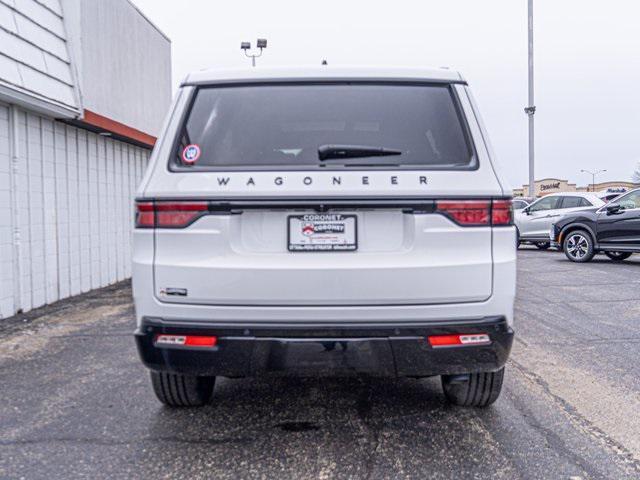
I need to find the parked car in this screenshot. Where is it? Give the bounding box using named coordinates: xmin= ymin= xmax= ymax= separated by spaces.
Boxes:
xmin=596 ymin=188 xmax=628 ymax=203
xmin=550 ymin=188 xmax=640 ymax=262
xmin=512 ymin=197 xmax=533 ymax=210
xmin=515 ymin=192 xmax=605 ymax=249
xmin=133 ymin=66 xmax=516 ymax=408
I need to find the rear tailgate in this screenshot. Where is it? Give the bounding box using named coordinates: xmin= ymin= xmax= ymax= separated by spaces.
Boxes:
xmin=146 ymin=196 xmax=504 ymax=306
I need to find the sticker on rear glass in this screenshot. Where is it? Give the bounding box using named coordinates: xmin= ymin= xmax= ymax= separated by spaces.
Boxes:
xmin=182 ymin=144 xmax=201 ymax=164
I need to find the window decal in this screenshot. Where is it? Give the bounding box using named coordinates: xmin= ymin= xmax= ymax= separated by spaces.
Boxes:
xmin=181 ymin=144 xmax=201 ymax=165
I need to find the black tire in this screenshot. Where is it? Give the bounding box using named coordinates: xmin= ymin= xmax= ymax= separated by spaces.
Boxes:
xmin=535 ymin=242 xmax=550 ymax=250
xmin=150 ymin=371 xmax=215 ymax=407
xmin=441 ymin=368 xmax=505 ymax=407
xmin=605 ymin=251 xmax=633 ymax=262
xmin=515 ymin=229 xmax=521 ymax=248
xmin=563 ymin=229 xmax=595 ymax=263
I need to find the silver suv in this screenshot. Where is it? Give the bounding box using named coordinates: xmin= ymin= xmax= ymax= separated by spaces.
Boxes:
xmin=515 ymin=192 xmax=604 ymax=249
xmin=133 ymin=67 xmax=516 ymax=408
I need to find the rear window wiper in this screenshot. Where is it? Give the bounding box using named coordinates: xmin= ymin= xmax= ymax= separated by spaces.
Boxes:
xmin=318 ymin=144 xmax=403 ymax=162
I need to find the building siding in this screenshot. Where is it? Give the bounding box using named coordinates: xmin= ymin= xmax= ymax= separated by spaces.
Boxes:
xmin=61 ymin=0 xmax=171 ymax=136
xmin=0 ymin=101 xmax=149 ymax=318
xmin=0 ymin=0 xmax=79 ymax=112
xmin=0 ymin=103 xmax=12 ymax=317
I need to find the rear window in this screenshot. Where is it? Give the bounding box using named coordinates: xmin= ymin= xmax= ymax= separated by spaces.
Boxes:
xmin=172 ymin=84 xmax=475 ymax=171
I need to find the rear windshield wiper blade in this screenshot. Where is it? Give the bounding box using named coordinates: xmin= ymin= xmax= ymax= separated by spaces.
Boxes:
xmin=318 ymin=144 xmax=402 ymax=161
xmin=323 ymin=161 xmax=402 ymax=168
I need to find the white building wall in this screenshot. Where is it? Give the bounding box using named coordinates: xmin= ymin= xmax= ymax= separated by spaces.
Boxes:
xmin=0 ymin=103 xmax=13 ymax=317
xmin=0 ymin=100 xmax=149 ymax=319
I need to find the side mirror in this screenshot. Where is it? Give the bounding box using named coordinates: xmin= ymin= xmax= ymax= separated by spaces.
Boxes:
xmin=606 ymin=204 xmax=621 ymax=215
xmin=523 ymin=206 xmax=531 ymax=215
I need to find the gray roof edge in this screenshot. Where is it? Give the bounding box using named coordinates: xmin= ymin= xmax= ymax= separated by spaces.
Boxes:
xmin=124 ymin=0 xmax=171 ymax=43
xmin=181 ymin=66 xmax=467 ymax=87
xmin=0 ymin=81 xmax=80 ymax=118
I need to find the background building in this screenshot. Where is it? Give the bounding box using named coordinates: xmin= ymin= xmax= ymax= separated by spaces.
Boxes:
xmin=0 ymin=0 xmax=171 ymax=319
xmin=514 ymin=179 xmax=638 ymax=198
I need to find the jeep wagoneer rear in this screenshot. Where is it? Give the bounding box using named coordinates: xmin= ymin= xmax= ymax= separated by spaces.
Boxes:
xmin=133 ymin=67 xmax=516 ymax=408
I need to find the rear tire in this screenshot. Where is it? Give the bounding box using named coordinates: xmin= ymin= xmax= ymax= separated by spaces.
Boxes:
xmin=605 ymin=251 xmax=632 ymax=261
xmin=150 ymin=371 xmax=215 ymax=407
xmin=563 ymin=230 xmax=595 ymax=263
xmin=441 ymin=368 xmax=505 ymax=407
xmin=535 ymin=242 xmax=550 ymax=250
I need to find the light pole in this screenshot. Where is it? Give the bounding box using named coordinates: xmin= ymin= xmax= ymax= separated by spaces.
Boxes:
xmin=524 ymin=0 xmax=536 ymax=198
xmin=581 ymin=169 xmax=606 ymax=192
xmin=241 ymin=39 xmax=267 ymax=67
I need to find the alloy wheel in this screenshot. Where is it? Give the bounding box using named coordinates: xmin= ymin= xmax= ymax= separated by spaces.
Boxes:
xmin=566 ymin=234 xmax=589 ymax=260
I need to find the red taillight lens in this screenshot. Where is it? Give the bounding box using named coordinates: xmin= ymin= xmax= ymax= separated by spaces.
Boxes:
xmin=184 ymin=335 xmax=218 ymax=347
xmin=435 ymin=199 xmax=513 ymax=226
xmin=135 ymin=202 xmax=155 ymax=228
xmin=155 ymin=334 xmax=218 ymax=348
xmin=156 ymin=202 xmax=209 ymax=228
xmin=428 ymin=334 xmax=463 ymax=346
xmin=491 ymin=200 xmax=513 ymax=226
xmin=436 ymin=200 xmax=491 ymax=226
xmin=135 ymin=201 xmax=209 ymax=228
xmin=428 ymin=333 xmax=490 ymax=347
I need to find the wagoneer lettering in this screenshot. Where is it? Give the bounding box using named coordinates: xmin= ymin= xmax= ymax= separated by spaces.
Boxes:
xmin=209 ymin=173 xmax=431 ymax=189
xmin=133 ymin=66 xmax=516 ymax=408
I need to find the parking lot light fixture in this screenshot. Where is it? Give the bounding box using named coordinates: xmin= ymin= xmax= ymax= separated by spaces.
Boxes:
xmin=581 ymin=169 xmax=607 ymax=192
xmin=241 ymin=38 xmax=268 ymax=67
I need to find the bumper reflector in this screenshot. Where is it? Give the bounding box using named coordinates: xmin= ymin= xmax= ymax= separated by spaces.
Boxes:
xmin=155 ymin=334 xmax=218 ymax=348
xmin=428 ymin=333 xmax=490 ymax=347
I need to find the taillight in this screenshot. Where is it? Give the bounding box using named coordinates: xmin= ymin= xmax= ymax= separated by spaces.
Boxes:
xmin=135 ymin=202 xmax=155 ymax=228
xmin=428 ymin=333 xmax=490 ymax=347
xmin=135 ymin=201 xmax=209 ymax=228
xmin=156 ymin=202 xmax=209 ymax=228
xmin=491 ymin=200 xmax=513 ymax=226
xmin=436 ymin=200 xmax=490 ymax=226
xmin=155 ymin=334 xmax=218 ymax=348
xmin=435 ymin=199 xmax=513 ymax=226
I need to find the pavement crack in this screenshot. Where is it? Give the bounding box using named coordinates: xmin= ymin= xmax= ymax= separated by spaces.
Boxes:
xmin=355 ymin=382 xmax=382 ymax=480
xmin=510 ymin=357 xmax=640 ymax=476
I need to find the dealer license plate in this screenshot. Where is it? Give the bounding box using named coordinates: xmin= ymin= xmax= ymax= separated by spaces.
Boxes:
xmin=288 ymin=214 xmax=357 ymax=252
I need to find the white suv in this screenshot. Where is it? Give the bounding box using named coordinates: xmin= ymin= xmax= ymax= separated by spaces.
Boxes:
xmin=133 ymin=67 xmax=516 ymax=408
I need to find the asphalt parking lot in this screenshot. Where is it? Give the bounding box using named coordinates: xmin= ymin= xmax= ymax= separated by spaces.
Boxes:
xmin=1 ymin=249 xmax=639 ymax=479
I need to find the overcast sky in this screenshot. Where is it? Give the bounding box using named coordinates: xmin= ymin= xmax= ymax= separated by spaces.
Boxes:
xmin=131 ymin=0 xmax=639 ymax=188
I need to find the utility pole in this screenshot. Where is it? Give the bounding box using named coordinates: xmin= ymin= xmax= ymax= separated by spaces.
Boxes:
xmin=524 ymin=0 xmax=536 ymax=197
xmin=581 ymin=169 xmax=606 ymax=192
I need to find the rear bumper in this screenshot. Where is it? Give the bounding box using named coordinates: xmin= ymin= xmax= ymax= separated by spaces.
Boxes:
xmin=135 ymin=316 xmax=514 ymax=378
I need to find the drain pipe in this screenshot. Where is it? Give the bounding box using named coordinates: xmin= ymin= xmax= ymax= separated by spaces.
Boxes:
xmin=9 ymin=105 xmax=23 ymax=315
